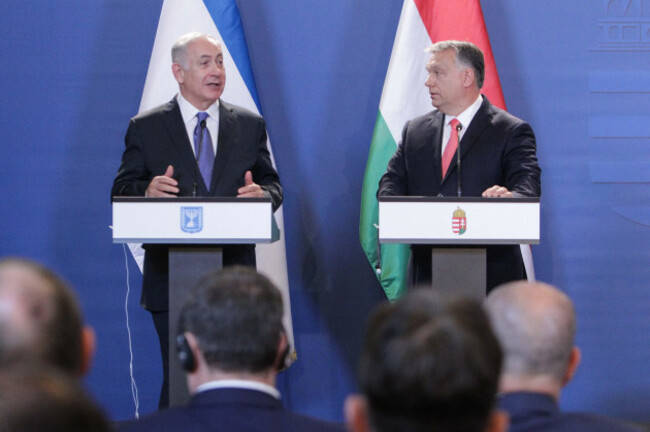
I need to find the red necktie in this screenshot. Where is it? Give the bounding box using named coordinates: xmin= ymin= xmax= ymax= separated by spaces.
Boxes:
xmin=441 ymin=118 xmax=460 ymax=179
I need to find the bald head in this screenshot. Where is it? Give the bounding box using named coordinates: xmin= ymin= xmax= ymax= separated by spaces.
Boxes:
xmin=0 ymin=258 xmax=88 ymax=375
xmin=485 ymin=281 xmax=576 ymax=384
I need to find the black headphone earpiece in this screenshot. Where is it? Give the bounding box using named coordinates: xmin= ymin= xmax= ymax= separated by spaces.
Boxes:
xmin=176 ymin=333 xmax=197 ymax=372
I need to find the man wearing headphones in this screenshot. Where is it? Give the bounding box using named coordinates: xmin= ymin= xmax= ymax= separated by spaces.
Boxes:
xmin=119 ymin=266 xmax=344 ymax=432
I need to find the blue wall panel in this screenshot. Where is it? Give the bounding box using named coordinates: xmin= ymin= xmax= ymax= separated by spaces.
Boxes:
xmin=0 ymin=0 xmax=648 ymax=424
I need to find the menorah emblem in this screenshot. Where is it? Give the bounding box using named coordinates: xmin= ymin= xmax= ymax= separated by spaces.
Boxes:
xmin=181 ymin=207 xmax=203 ymax=233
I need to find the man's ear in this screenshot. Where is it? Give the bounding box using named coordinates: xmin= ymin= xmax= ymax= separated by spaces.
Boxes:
xmin=184 ymin=332 xmax=203 ymax=366
xmin=462 ymin=67 xmax=476 ymax=88
xmin=171 ymin=63 xmax=184 ymax=85
xmin=562 ymin=346 xmax=581 ymax=386
xmin=344 ymin=395 xmax=371 ymax=432
xmin=80 ymin=326 xmax=96 ymax=376
xmin=275 ymin=332 xmax=290 ymax=371
xmin=485 ymin=409 xmax=509 ymax=432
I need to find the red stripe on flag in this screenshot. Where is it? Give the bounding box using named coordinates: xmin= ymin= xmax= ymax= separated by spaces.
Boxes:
xmin=412 ymin=0 xmax=506 ymax=110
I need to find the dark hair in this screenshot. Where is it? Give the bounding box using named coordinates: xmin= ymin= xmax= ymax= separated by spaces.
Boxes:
xmin=178 ymin=266 xmax=284 ymax=372
xmin=0 ymin=258 xmax=84 ymax=375
xmin=359 ymin=290 xmax=502 ymax=432
xmin=428 ymin=40 xmax=485 ymax=89
xmin=0 ymin=362 xmax=110 ymax=432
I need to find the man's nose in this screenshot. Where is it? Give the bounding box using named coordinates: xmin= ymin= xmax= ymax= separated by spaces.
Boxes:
xmin=209 ymin=62 xmax=223 ymax=75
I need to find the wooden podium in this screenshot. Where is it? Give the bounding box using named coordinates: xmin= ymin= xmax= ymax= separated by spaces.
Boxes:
xmin=112 ymin=197 xmax=278 ymax=406
xmin=378 ymin=196 xmax=540 ymax=299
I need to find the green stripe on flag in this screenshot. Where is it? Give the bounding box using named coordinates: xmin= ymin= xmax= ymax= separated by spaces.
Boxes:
xmin=360 ymin=112 xmax=410 ymax=301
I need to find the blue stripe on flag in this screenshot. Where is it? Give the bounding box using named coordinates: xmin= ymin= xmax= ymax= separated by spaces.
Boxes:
xmin=202 ymin=0 xmax=262 ymax=113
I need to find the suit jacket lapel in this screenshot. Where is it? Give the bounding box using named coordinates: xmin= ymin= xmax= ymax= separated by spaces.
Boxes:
xmin=162 ymin=98 xmax=206 ymax=193
xmin=428 ymin=111 xmax=445 ymax=185
xmin=211 ymin=100 xmax=236 ymax=194
xmin=442 ymin=96 xmax=494 ymax=181
xmin=459 ymin=97 xmax=493 ymax=159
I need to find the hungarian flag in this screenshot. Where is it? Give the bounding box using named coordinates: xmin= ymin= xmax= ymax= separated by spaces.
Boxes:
xmin=130 ymin=0 xmax=295 ymax=362
xmin=360 ymin=0 xmax=532 ymax=301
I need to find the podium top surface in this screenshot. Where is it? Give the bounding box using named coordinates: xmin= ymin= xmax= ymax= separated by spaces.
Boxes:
xmin=112 ymin=196 xmax=272 ymax=203
xmin=379 ymin=196 xmax=540 ymax=204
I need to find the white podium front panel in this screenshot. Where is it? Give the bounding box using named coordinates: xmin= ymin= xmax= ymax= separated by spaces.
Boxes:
xmin=112 ymin=197 xmax=275 ymax=244
xmin=379 ymin=197 xmax=540 ymax=245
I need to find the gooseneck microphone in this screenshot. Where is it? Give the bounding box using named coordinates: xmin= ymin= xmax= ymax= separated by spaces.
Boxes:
xmin=455 ymin=122 xmax=463 ymax=197
xmin=192 ymin=119 xmax=207 ymax=197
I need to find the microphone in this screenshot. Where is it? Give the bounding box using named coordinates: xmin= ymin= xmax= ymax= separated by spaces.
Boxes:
xmin=192 ymin=119 xmax=208 ymax=197
xmin=455 ymin=122 xmax=463 ymax=197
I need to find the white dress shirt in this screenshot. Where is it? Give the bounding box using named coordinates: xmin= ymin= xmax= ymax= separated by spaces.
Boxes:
xmin=176 ymin=93 xmax=220 ymax=156
xmin=440 ymin=94 xmax=483 ymax=155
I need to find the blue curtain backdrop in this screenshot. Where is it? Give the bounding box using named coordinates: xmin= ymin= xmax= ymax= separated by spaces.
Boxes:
xmin=0 ymin=0 xmax=648 ymax=423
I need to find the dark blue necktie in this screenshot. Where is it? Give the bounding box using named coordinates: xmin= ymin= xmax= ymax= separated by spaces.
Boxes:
xmin=193 ymin=112 xmax=215 ymax=190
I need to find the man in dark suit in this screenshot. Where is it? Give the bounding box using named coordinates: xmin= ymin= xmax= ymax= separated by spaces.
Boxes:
xmin=345 ymin=289 xmax=507 ymax=432
xmin=119 ymin=266 xmax=345 ymax=432
xmin=486 ymin=281 xmax=644 ymax=432
xmin=378 ymin=40 xmax=540 ymax=291
xmin=111 ymin=32 xmax=282 ymax=407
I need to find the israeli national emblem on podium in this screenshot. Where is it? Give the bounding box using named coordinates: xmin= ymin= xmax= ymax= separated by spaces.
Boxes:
xmin=452 ymin=207 xmax=467 ymax=235
xmin=181 ymin=207 xmax=203 ymax=234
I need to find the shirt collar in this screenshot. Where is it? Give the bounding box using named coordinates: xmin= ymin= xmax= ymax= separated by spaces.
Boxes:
xmin=195 ymin=379 xmax=281 ymax=400
xmin=176 ymin=92 xmax=220 ymax=124
xmin=445 ymin=94 xmax=483 ymax=132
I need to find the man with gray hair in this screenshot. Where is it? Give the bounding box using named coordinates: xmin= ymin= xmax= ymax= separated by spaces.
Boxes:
xmin=485 ymin=281 xmax=644 ymax=432
xmin=112 ymin=32 xmax=282 ymax=407
xmin=379 ymin=40 xmax=541 ymax=291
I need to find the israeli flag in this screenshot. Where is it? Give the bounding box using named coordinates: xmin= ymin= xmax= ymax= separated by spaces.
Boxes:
xmin=129 ymin=0 xmax=295 ymax=365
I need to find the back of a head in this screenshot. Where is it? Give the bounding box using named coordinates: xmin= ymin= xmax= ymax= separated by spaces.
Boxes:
xmin=0 ymin=257 xmax=84 ymax=375
xmin=0 ymin=362 xmax=110 ymax=432
xmin=359 ymin=290 xmax=502 ymax=432
xmin=485 ymin=281 xmax=576 ymax=383
xmin=178 ymin=266 xmax=284 ymax=373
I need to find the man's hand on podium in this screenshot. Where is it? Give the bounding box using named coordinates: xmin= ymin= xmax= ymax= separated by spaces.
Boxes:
xmin=237 ymin=170 xmax=265 ymax=199
xmin=482 ymin=185 xmax=513 ymax=198
xmin=146 ymin=165 xmax=179 ymax=197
